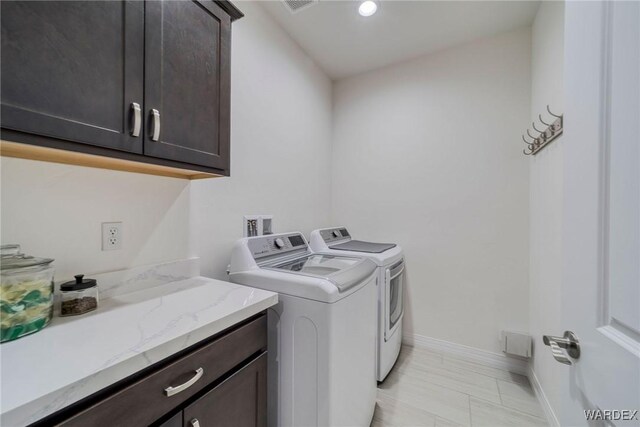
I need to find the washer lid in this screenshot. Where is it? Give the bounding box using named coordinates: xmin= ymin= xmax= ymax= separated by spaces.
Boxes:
xmin=267 ymin=254 xmax=376 ymax=292
xmin=329 ymin=240 xmax=396 ymax=254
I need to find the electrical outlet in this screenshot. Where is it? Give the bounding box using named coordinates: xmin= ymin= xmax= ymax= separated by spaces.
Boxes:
xmin=102 ymin=222 xmax=123 ymax=251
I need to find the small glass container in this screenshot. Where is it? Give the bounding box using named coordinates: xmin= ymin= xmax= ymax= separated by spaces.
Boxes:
xmin=59 ymin=275 xmax=99 ymax=316
xmin=1 ymin=244 xmax=55 ymax=343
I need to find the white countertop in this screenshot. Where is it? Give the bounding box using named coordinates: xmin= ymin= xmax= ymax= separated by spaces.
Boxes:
xmin=0 ymin=277 xmax=278 ymax=426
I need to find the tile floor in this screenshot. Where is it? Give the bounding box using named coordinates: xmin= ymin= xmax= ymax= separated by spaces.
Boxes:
xmin=372 ymin=345 xmax=548 ymax=427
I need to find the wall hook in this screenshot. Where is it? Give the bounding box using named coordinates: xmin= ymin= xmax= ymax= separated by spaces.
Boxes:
xmin=547 ymin=105 xmax=562 ymax=119
xmin=522 ymin=135 xmax=535 ymax=147
xmin=532 ymin=121 xmax=546 ymax=133
xmin=521 ymin=106 xmax=564 ymax=156
xmin=539 ymin=114 xmax=552 ymax=126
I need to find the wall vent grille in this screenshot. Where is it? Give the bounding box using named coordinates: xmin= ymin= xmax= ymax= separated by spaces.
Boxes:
xmin=282 ymin=0 xmax=317 ymax=14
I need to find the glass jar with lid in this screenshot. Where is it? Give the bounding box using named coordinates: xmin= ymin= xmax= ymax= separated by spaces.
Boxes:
xmin=0 ymin=244 xmax=54 ymax=343
xmin=59 ymin=274 xmax=98 ymax=316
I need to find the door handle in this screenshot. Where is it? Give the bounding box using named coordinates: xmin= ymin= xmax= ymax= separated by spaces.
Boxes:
xmin=545 ymin=339 xmax=572 ymax=365
xmin=164 ymin=367 xmax=204 ymax=397
xmin=130 ymin=102 xmax=141 ymax=137
xmin=543 ymin=331 xmax=580 ymax=365
xmin=150 ymin=109 xmax=160 ymax=141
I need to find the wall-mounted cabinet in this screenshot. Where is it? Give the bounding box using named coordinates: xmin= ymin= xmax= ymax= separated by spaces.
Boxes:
xmin=0 ymin=0 xmax=242 ymax=179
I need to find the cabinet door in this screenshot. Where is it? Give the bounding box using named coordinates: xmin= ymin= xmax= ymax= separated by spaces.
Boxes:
xmin=156 ymin=412 xmax=183 ymax=427
xmin=0 ymin=1 xmax=144 ymax=153
xmin=144 ymin=0 xmax=231 ymax=171
xmin=183 ymin=353 xmax=267 ymax=427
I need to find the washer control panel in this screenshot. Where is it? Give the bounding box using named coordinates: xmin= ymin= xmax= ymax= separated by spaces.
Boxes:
xmin=249 ymin=232 xmax=309 ymax=260
xmin=320 ymin=227 xmax=350 ymax=244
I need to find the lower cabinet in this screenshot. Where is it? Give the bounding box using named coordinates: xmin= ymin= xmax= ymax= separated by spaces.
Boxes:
xmin=181 ymin=353 xmax=266 ymax=427
xmin=157 ymin=412 xmax=183 ymax=427
xmin=38 ymin=314 xmax=267 ymax=427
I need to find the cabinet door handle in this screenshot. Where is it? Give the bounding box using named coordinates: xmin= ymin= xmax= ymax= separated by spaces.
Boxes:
xmin=130 ymin=102 xmax=141 ymax=137
xmin=164 ymin=367 xmax=204 ymax=397
xmin=151 ymin=109 xmax=161 ymax=141
xmin=190 ymin=419 xmax=201 ymax=427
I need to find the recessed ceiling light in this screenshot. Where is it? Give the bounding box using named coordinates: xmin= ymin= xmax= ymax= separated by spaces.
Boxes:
xmin=358 ymin=0 xmax=377 ymax=17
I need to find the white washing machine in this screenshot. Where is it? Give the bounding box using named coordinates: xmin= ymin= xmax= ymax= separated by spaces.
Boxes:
xmin=228 ymin=232 xmax=378 ymax=427
xmin=310 ymin=227 xmax=404 ymax=382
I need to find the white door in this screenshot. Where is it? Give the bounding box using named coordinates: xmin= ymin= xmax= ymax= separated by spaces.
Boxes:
xmin=560 ymin=1 xmax=640 ymax=425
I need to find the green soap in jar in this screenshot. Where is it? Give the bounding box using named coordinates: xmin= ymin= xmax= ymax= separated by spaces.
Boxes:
xmin=1 ymin=245 xmax=54 ymax=343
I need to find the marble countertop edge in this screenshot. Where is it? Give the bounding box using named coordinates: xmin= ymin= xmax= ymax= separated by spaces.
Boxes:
xmin=0 ymin=276 xmax=278 ymax=426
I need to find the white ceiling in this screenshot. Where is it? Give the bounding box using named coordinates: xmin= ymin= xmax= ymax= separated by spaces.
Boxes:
xmin=259 ymin=0 xmax=540 ymax=80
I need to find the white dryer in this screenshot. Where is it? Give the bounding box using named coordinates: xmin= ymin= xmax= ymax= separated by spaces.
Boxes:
xmin=228 ymin=232 xmax=378 ymax=427
xmin=310 ymin=227 xmax=404 ymax=382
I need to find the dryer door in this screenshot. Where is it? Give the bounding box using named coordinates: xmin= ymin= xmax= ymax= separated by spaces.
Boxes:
xmin=385 ymin=259 xmax=405 ymax=340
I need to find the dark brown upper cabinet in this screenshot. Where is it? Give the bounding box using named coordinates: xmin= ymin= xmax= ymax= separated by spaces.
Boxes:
xmin=1 ymin=1 xmax=145 ymax=153
xmin=145 ymin=0 xmax=231 ymax=171
xmin=0 ymin=0 xmax=242 ymax=179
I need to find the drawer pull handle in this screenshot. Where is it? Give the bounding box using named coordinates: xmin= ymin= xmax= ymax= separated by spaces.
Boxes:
xmin=130 ymin=102 xmax=141 ymax=137
xmin=151 ymin=108 xmax=161 ymax=141
xmin=164 ymin=367 xmax=204 ymax=397
xmin=190 ymin=419 xmax=201 ymax=427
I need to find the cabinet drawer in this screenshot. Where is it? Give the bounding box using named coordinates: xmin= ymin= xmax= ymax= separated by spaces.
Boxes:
xmin=184 ymin=352 xmax=267 ymax=427
xmin=58 ymin=315 xmax=266 ymax=427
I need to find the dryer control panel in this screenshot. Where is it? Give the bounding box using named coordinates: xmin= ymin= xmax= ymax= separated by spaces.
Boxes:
xmin=320 ymin=227 xmax=351 ymax=244
xmin=249 ymin=232 xmax=309 ymax=261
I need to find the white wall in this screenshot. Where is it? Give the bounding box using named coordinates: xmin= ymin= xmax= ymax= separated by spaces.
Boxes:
xmin=0 ymin=159 xmax=192 ymax=279
xmin=2 ymin=3 xmax=539 ymax=365
xmin=192 ymin=1 xmax=333 ymax=279
xmin=0 ymin=2 xmax=333 ymax=283
xmin=528 ymin=2 xmax=564 ymax=424
xmin=331 ymin=28 xmax=531 ymax=354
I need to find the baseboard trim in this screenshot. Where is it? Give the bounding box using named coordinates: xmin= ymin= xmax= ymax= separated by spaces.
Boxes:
xmin=528 ymin=367 xmax=560 ymax=427
xmin=402 ymin=333 xmax=529 ymax=375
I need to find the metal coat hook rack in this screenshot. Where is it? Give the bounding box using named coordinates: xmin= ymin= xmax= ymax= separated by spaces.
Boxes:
xmin=522 ymin=105 xmax=563 ymax=155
